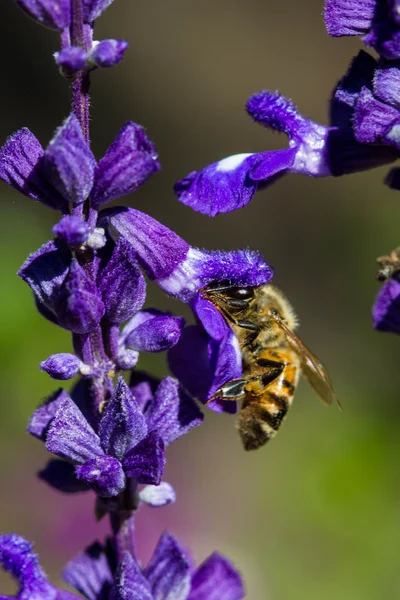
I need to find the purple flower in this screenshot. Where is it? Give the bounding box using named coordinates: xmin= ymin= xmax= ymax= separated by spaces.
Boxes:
xmin=30 ymin=374 xmax=202 ymax=497
xmin=0 ymin=116 xmax=159 ymax=211
xmin=40 ymin=353 xmax=84 ymax=380
xmin=100 ymin=206 xmax=272 ymax=410
xmin=63 ymin=533 xmax=245 ymax=600
xmin=53 ymin=216 xmax=89 ymax=247
xmin=174 ymin=86 xmax=397 ymax=216
xmin=89 ymin=40 xmax=129 ymax=68
xmin=83 ymin=0 xmax=115 ymax=23
xmin=325 ymin=0 xmax=400 ymax=59
xmin=0 ymin=533 xmax=80 ymax=599
xmin=14 ymin=0 xmax=71 ymax=30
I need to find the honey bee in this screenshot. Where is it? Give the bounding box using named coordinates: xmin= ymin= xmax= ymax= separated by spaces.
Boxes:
xmin=202 ymin=283 xmax=340 ymax=450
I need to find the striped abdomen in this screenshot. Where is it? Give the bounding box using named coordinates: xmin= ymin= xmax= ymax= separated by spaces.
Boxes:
xmin=238 ymin=348 xmax=300 ymax=451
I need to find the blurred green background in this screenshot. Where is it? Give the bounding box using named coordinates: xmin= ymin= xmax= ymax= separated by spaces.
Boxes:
xmin=1 ymin=1 xmax=400 ymax=598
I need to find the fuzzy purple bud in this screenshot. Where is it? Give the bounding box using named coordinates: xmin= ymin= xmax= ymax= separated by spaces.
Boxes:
xmin=40 ymin=353 xmax=83 ymax=380
xmin=53 ymin=216 xmax=89 ymax=246
xmin=55 ymin=47 xmax=88 ymax=77
xmin=90 ymin=39 xmax=128 ymax=68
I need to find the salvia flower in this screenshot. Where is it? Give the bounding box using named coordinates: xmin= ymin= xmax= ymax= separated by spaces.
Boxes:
xmin=174 ymin=86 xmax=398 ymax=216
xmin=324 ymin=0 xmax=400 ymax=59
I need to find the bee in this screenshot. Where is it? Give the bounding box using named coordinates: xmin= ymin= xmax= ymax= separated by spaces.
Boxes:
xmin=376 ymin=247 xmax=400 ymax=282
xmin=202 ymin=283 xmax=340 ymax=450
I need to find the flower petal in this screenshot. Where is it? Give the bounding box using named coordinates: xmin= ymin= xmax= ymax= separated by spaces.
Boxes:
xmin=91 ymin=123 xmax=160 ymax=206
xmin=27 ymin=388 xmax=70 ymax=441
xmin=174 ymin=153 xmax=259 ymax=216
xmin=46 ymin=397 xmax=103 ymax=463
xmin=353 ymin=86 xmax=400 ymax=145
xmin=18 ymin=239 xmax=71 ymax=322
xmin=188 ymin=553 xmax=245 ymax=600
xmin=145 ymin=376 xmax=203 ymax=446
xmin=123 ymin=430 xmax=165 ymax=485
xmin=373 ymin=278 xmax=400 ymax=335
xmin=139 ymin=482 xmax=176 ymax=507
xmin=43 ymin=114 xmax=96 ymax=205
xmin=54 ymin=259 xmax=105 ymax=334
xmin=100 ymin=207 xmax=190 ymax=280
xmin=0 ymin=128 xmax=67 ymax=210
xmin=324 ymin=0 xmax=375 ymax=37
xmin=39 ymin=459 xmax=89 ymax=493
xmin=207 ymin=330 xmax=242 ymax=413
xmin=63 ymin=542 xmax=113 ymax=600
xmin=110 ymin=551 xmax=153 ymax=600
xmin=192 ymin=295 xmax=229 ymax=341
xmin=144 ymin=533 xmax=191 ymax=600
xmin=99 ymin=238 xmax=146 ymax=323
xmin=55 ymin=47 xmax=88 ymax=77
xmin=99 ymin=376 xmax=148 ymax=461
xmin=373 ymin=60 xmax=400 ymax=107
xmin=129 ymin=370 xmax=160 ymax=412
xmin=124 ymin=311 xmax=184 ymax=353
xmin=76 ymin=456 xmax=126 ymax=497
xmin=15 ymin=0 xmax=70 ymax=29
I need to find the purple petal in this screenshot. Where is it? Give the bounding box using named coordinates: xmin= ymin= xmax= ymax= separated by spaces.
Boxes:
xmin=55 ymin=47 xmax=88 ymax=77
xmin=192 ymin=295 xmax=229 ymax=341
xmin=124 ymin=312 xmax=185 ymax=353
xmin=54 ymin=259 xmax=105 ymax=334
xmin=63 ymin=542 xmax=113 ymax=600
xmin=129 ymin=370 xmax=160 ymax=412
xmin=99 ymin=376 xmax=148 ymax=460
xmin=40 ymin=353 xmax=82 ymax=380
xmin=99 ymin=238 xmax=146 ymax=323
xmin=373 ymin=60 xmax=400 ymax=107
xmin=91 ymin=123 xmax=160 ymax=206
xmin=83 ymin=0 xmax=114 ymax=22
xmin=139 ymin=482 xmax=176 ymax=507
xmin=145 ymin=376 xmax=203 ymax=446
xmin=27 ymin=388 xmax=69 ymax=441
xmin=373 ymin=278 xmax=400 ymax=334
xmin=353 ymin=86 xmax=400 ymax=145
xmin=324 ymin=0 xmax=375 ymax=37
xmin=90 ymin=39 xmax=128 ymax=68
xmin=174 ymin=154 xmax=259 ymax=216
xmin=39 ymin=459 xmax=89 ymax=493
xmin=158 ymin=247 xmax=273 ymax=303
xmin=14 ymin=0 xmax=71 ymax=30
xmin=0 ymin=128 xmax=67 ymax=209
xmin=18 ymin=239 xmax=71 ymax=321
xmin=168 ymin=325 xmax=214 ymax=401
xmin=363 ymin=23 xmax=400 ymax=60
xmin=145 ymin=533 xmax=191 ymax=600
xmin=246 ymin=90 xmax=303 ymax=133
xmin=76 ymin=456 xmax=126 ymax=497
xmin=46 ymin=397 xmax=103 ymax=463
xmin=116 ymin=348 xmax=139 ymax=371
xmin=123 ymin=430 xmax=165 ymax=485
xmin=188 ymin=553 xmax=245 ymax=600
xmin=100 ymin=207 xmax=190 ymax=280
xmin=53 ymin=216 xmax=89 ymax=247
xmin=0 ymin=534 xmax=49 ymax=595
xmin=110 ymin=551 xmax=153 ymax=600
xmin=43 ymin=114 xmax=96 ymax=205
xmin=207 ymin=330 xmax=242 ymax=413
xmin=168 ymin=326 xmax=241 ymax=414
xmin=71 ymin=378 xmax=100 ymax=433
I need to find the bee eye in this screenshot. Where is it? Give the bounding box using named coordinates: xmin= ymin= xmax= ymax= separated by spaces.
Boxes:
xmin=228 ymin=287 xmax=254 ymax=300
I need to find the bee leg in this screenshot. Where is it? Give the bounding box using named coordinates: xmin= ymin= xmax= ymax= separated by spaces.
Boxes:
xmin=206 ymin=378 xmax=247 ymax=404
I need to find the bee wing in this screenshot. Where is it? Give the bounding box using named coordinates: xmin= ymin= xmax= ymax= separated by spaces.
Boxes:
xmin=274 ymin=318 xmax=342 ymax=410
